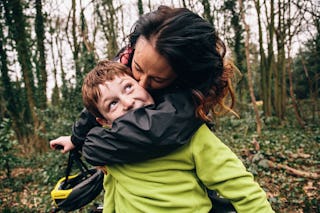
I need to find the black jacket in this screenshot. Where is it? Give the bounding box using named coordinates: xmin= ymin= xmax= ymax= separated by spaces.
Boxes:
xmin=72 ymin=89 xmax=203 ymax=166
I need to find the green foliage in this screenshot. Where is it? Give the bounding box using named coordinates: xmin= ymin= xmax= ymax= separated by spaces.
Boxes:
xmin=50 ymin=84 xmax=60 ymax=106
xmin=293 ymin=39 xmax=320 ymax=99
xmin=0 ymin=149 xmax=103 ymax=212
xmin=214 ymin=106 xmax=319 ymax=213
xmin=0 ymin=118 xmax=19 ymax=183
xmin=1 ymin=100 xmax=319 ymax=212
xmin=37 ymin=104 xmax=77 ymax=141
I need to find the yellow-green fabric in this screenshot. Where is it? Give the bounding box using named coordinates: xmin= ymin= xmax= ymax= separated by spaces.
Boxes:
xmin=103 ymin=124 xmax=274 ymax=213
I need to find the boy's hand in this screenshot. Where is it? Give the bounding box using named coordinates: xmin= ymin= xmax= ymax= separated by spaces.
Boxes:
xmin=50 ymin=136 xmax=75 ymax=154
xmin=96 ymin=166 xmax=108 ymax=175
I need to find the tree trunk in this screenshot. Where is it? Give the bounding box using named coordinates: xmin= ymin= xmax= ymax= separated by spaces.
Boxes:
xmin=201 ymin=0 xmax=214 ymax=26
xmin=71 ymin=0 xmax=81 ymax=89
xmin=95 ymin=0 xmax=119 ymax=58
xmin=287 ymin=49 xmax=305 ymax=127
xmin=223 ymin=0 xmax=246 ymax=103
xmin=0 ymin=6 xmax=21 ymax=137
xmin=3 ymin=0 xmax=47 ymax=152
xmin=138 ymin=0 xmax=144 ymax=15
xmin=311 ymin=15 xmax=319 ymax=120
xmin=4 ymin=0 xmax=36 ymax=120
xmin=286 ymin=0 xmax=305 ymax=127
xmin=35 ymin=0 xmax=47 ymax=109
xmin=301 ymin=57 xmax=318 ymax=121
xmin=239 ymin=0 xmax=262 ymax=135
xmin=266 ymin=0 xmax=275 ymax=118
xmin=55 ymin=18 xmax=67 ymax=100
xmin=182 ymin=0 xmax=187 ymax=8
xmin=254 ymin=0 xmax=273 ymax=117
xmin=48 ymin=21 xmax=60 ymax=106
xmin=274 ymin=0 xmax=287 ymax=121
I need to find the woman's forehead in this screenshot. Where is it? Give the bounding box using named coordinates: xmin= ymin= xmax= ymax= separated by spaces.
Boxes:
xmin=134 ymin=37 xmax=173 ymax=76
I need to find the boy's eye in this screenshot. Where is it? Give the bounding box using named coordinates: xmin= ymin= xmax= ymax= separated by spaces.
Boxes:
xmin=124 ymin=83 xmax=133 ymax=92
xmin=108 ymin=101 xmax=118 ymax=110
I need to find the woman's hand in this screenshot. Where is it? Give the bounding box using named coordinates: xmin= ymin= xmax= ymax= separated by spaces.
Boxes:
xmin=50 ymin=136 xmax=75 ymax=154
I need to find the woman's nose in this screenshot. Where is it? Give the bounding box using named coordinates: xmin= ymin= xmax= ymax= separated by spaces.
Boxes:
xmin=138 ymin=75 xmax=150 ymax=89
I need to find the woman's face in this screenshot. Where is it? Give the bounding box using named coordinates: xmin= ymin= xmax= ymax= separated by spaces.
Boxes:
xmin=131 ymin=36 xmax=177 ymax=90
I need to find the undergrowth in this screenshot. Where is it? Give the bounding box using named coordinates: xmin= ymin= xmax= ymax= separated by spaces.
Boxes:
xmin=0 ymin=104 xmax=319 ymax=212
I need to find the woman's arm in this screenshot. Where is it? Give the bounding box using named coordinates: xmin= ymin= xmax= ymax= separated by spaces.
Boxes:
xmin=82 ymin=90 xmax=203 ymax=166
xmin=49 ymin=109 xmax=99 ymax=152
xmin=71 ymin=108 xmax=100 ymax=147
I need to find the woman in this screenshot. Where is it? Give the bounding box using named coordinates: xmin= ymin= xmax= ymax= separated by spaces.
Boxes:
xmin=50 ymin=6 xmax=235 ymax=164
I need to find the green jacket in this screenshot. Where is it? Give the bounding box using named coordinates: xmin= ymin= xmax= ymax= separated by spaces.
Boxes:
xmin=103 ymin=124 xmax=274 ymax=213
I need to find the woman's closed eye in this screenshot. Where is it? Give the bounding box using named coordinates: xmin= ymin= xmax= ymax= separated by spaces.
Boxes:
xmin=151 ymin=77 xmax=169 ymax=84
xmin=133 ymin=61 xmax=143 ymax=73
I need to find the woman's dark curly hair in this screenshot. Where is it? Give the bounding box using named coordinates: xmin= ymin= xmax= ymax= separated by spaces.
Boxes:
xmin=128 ymin=5 xmax=237 ymax=121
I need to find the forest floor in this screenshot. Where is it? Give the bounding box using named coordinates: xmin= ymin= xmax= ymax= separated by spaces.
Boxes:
xmin=0 ymin=106 xmax=319 ymax=212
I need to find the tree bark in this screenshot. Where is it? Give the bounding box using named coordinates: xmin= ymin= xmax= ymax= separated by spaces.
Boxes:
xmin=274 ymin=0 xmax=287 ymax=121
xmin=0 ymin=5 xmax=21 ymax=141
xmin=201 ymin=0 xmax=214 ymax=26
xmin=239 ymin=0 xmax=262 ymax=135
xmin=264 ymin=160 xmax=319 ymax=180
xmin=35 ymin=0 xmax=47 ymax=109
xmin=3 ymin=0 xmax=47 ymax=152
xmin=223 ymin=0 xmax=246 ymax=103
xmin=286 ymin=0 xmax=305 ymax=127
xmin=48 ymin=20 xmax=60 ymax=106
xmin=95 ymin=0 xmax=119 ymax=58
xmin=254 ymin=0 xmax=273 ymax=117
xmin=138 ymin=0 xmax=144 ymax=15
xmin=71 ymin=0 xmax=81 ymax=88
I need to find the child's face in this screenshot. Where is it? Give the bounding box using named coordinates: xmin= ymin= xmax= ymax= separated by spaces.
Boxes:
xmin=96 ymin=74 xmax=154 ymax=126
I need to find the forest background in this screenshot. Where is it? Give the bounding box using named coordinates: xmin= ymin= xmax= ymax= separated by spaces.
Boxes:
xmin=0 ymin=0 xmax=319 ymax=212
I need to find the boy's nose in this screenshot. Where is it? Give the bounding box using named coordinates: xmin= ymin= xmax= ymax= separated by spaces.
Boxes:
xmin=122 ymin=98 xmax=134 ymax=111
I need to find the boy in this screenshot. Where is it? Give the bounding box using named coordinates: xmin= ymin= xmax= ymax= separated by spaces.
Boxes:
xmin=82 ymin=60 xmax=274 ymax=213
xmin=82 ymin=60 xmax=154 ymax=129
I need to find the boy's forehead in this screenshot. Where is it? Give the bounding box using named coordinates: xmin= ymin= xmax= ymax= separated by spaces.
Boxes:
xmin=100 ymin=74 xmax=134 ymax=88
xmin=109 ymin=73 xmax=132 ymax=81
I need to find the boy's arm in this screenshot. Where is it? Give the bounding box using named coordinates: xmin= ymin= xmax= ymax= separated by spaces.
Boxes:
xmin=193 ymin=125 xmax=274 ymax=213
xmin=82 ymin=90 xmax=203 ymax=166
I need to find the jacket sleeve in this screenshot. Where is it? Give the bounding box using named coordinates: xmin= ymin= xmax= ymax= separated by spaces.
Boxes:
xmin=193 ymin=125 xmax=274 ymax=213
xmin=71 ymin=108 xmax=100 ymax=147
xmin=82 ymin=90 xmax=203 ymax=166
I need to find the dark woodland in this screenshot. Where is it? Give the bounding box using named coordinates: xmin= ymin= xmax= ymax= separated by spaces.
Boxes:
xmin=0 ymin=0 xmax=319 ymax=212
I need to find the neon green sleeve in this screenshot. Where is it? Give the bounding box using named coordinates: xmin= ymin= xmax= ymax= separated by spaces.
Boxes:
xmin=103 ymin=172 xmax=116 ymax=213
xmin=193 ymin=125 xmax=274 ymax=213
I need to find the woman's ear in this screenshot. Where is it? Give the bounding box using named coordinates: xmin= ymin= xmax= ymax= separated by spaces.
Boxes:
xmin=96 ymin=117 xmax=112 ymax=128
